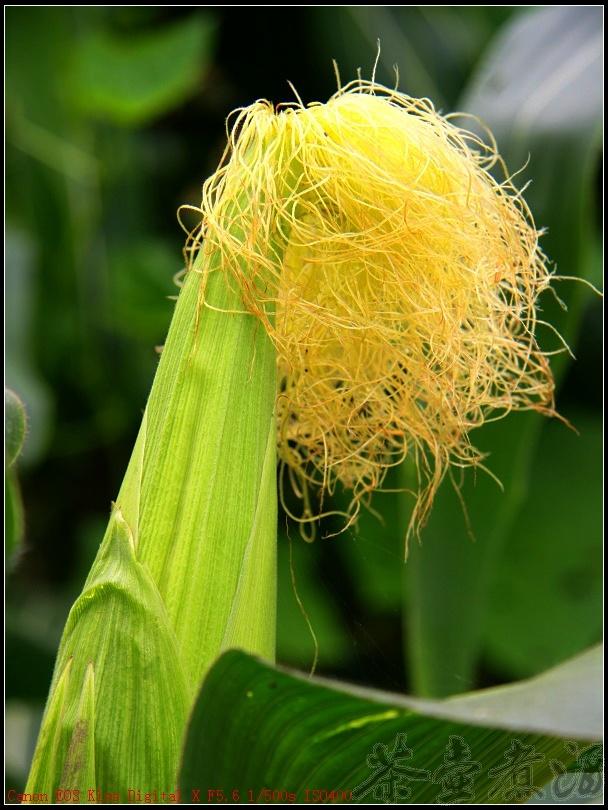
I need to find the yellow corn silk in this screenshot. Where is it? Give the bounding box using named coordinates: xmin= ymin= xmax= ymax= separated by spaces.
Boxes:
xmin=194 ymin=80 xmax=555 ymax=539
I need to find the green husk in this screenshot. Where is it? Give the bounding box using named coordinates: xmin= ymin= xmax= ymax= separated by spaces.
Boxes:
xmin=25 ymin=243 xmax=278 ymax=798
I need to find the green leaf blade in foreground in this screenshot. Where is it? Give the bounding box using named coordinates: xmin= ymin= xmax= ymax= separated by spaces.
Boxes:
xmin=180 ymin=648 xmax=602 ymax=804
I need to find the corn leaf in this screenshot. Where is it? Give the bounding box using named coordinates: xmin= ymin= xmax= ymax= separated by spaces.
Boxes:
xmin=180 ymin=647 xmax=602 ymax=804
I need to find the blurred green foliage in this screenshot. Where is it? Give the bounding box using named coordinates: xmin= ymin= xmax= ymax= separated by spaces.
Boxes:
xmin=5 ymin=6 xmax=602 ymax=792
xmin=6 ymin=389 xmax=28 ymax=561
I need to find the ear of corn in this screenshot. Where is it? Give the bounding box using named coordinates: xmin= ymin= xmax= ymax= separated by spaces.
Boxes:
xmin=25 ymin=208 xmax=279 ymax=797
xmin=26 ymin=77 xmax=558 ymax=799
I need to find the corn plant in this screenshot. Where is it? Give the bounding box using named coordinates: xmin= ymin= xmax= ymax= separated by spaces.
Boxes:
xmin=11 ymin=7 xmax=601 ymax=805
